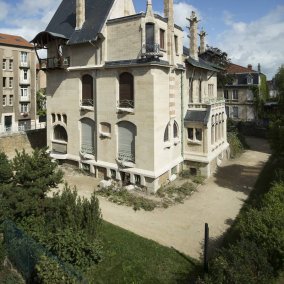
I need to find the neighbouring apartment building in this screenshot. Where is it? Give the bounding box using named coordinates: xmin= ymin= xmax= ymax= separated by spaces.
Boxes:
xmin=0 ymin=33 xmax=37 ymax=133
xmin=218 ymin=63 xmax=264 ymax=121
xmin=32 ymin=0 xmax=229 ymax=192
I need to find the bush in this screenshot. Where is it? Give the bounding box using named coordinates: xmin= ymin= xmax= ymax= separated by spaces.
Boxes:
xmin=43 ymin=185 xmax=102 ymax=238
xmin=98 ymin=187 xmax=158 ymax=211
xmin=41 ymin=229 xmax=103 ymax=269
xmin=34 ymin=255 xmax=77 ymax=284
xmin=202 ymin=240 xmax=273 ymax=284
xmin=227 ymin=132 xmax=244 ymax=158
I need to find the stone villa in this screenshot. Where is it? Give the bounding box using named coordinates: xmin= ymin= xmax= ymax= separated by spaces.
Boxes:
xmin=32 ymin=0 xmax=229 ymax=191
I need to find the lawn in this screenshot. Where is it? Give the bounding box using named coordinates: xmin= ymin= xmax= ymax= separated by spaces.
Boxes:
xmin=86 ymin=221 xmax=198 ymax=284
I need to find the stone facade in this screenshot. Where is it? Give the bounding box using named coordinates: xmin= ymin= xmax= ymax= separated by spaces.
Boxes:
xmin=0 ymin=34 xmax=38 ymax=134
xmin=33 ymin=0 xmax=228 ymax=192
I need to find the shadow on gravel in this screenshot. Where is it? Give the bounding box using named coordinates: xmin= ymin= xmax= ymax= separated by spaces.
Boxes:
xmin=213 ymin=161 xmax=267 ymax=193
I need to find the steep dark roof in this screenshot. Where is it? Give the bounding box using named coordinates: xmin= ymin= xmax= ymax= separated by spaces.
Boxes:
xmin=184 ymin=110 xmax=208 ymax=125
xmin=45 ymin=0 xmax=115 ymax=45
xmin=187 ymin=56 xmax=219 ymax=72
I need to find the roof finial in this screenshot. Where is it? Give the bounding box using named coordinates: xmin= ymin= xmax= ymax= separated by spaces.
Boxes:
xmin=146 ymin=0 xmax=154 ymax=17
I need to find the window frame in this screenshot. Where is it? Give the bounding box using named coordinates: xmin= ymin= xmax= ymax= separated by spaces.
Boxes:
xmin=232 ymin=90 xmax=238 ymax=101
xmin=21 ymin=52 xmax=28 ymax=63
xmin=232 ymin=106 xmax=239 ymax=118
xmin=2 ymin=59 xmax=6 ymax=70
xmin=20 ymin=102 xmax=29 ymax=113
xmin=119 ymin=72 xmax=134 ymax=109
xmin=159 ymin=29 xmax=165 ymax=50
xmin=9 ymin=60 xmax=13 ymax=70
xmin=187 ymin=127 xmax=203 ymax=143
xmin=3 ymin=95 xmax=7 ymax=106
xmin=9 ymin=77 xmax=13 ymax=88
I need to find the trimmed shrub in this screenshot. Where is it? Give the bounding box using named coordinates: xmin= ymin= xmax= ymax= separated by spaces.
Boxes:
xmin=227 ymin=132 xmax=244 ymax=158
xmin=202 ymin=240 xmax=273 ymax=284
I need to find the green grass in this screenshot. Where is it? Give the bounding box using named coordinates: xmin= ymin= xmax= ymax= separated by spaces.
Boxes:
xmin=85 ymin=221 xmax=198 ymax=283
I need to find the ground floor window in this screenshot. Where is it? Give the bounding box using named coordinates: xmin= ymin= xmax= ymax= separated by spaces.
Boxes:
xmin=232 ymin=106 xmax=238 ymax=118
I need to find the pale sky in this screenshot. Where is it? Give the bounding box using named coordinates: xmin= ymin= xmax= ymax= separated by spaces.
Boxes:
xmin=0 ymin=0 xmax=283 ymax=79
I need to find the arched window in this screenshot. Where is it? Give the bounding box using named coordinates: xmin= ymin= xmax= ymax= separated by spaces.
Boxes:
xmin=173 ymin=121 xmax=179 ymax=138
xmin=82 ymin=75 xmax=93 ymax=106
xmin=119 ymin=72 xmax=134 ymax=108
xmin=118 ymin=121 xmax=136 ymax=163
xmin=164 ymin=123 xmax=170 ymax=142
xmin=54 ymin=125 xmax=68 ymax=142
xmin=81 ymin=118 xmax=95 ymax=155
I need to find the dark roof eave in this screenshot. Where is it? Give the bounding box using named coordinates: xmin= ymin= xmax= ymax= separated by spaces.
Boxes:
xmin=186 ymin=57 xmax=219 ymax=72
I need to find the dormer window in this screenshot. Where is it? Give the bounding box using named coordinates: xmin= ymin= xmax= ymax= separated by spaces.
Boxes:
xmin=247 ymin=75 xmax=253 ymax=85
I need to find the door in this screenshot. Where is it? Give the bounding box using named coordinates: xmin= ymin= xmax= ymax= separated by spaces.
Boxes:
xmin=4 ymin=116 xmax=12 ymax=132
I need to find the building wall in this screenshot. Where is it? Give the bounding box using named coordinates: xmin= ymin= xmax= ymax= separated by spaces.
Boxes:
xmin=0 ymin=44 xmax=37 ymax=133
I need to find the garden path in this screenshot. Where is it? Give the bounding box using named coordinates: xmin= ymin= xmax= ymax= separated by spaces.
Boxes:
xmin=59 ymin=137 xmax=271 ymax=259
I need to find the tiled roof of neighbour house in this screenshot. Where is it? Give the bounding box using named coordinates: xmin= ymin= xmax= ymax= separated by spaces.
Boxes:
xmin=227 ymin=63 xmax=257 ymax=74
xmin=0 ymin=33 xmax=33 ymax=48
xmin=184 ymin=110 xmax=208 ymax=125
xmin=44 ymin=0 xmax=115 ymax=45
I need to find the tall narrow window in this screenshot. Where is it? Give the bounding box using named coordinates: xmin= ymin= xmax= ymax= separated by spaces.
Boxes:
xmin=208 ymin=84 xmax=214 ymax=97
xmin=146 ymin=23 xmax=155 ymax=52
xmin=160 ymin=29 xmax=165 ymax=50
xmin=164 ymin=123 xmax=170 ymax=142
xmin=9 ymin=60 xmax=13 ymax=70
xmin=81 ymin=118 xmax=95 ymax=155
xmin=232 ymin=90 xmax=238 ymax=101
xmin=20 ymin=103 xmax=29 ymax=113
xmin=119 ymin=72 xmax=134 ymax=108
xmin=3 ymin=95 xmax=6 ymax=106
xmin=23 ymin=69 xmax=28 ymax=80
xmin=3 ymin=77 xmax=6 ymax=88
xmin=118 ymin=121 xmax=136 ymax=163
xmin=21 ymin=87 xmax=28 ymax=99
xmin=173 ymin=121 xmax=179 ymax=138
xmin=174 ymin=35 xmax=178 ymax=54
xmin=82 ymin=75 xmax=93 ymax=106
xmin=21 ymin=52 xmax=27 ymax=63
xmin=2 ymin=59 xmax=6 ymax=70
xmin=224 ymin=90 xmax=229 ymax=100
xmin=9 ymin=78 xmax=13 ymax=88
xmin=9 ymin=95 xmax=13 ymax=106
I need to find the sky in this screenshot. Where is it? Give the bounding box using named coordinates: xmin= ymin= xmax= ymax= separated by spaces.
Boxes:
xmin=0 ymin=0 xmax=283 ymax=79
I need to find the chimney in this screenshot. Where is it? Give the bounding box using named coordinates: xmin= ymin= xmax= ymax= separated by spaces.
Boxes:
xmin=258 ymin=63 xmax=261 ymax=73
xmin=247 ymin=64 xmax=252 ymax=71
xmin=188 ymin=11 xmax=199 ymax=61
xmin=76 ymin=0 xmax=85 ymax=30
xmin=199 ymin=28 xmax=206 ymax=54
xmin=164 ymin=0 xmax=175 ymax=65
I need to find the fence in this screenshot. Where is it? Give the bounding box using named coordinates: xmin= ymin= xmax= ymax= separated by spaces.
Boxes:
xmin=3 ymin=220 xmax=87 ymax=283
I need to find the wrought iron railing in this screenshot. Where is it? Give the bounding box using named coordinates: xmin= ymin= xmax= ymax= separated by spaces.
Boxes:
xmin=81 ymin=99 xmax=94 ymax=107
xmin=81 ymin=144 xmax=95 ymax=155
xmin=142 ymin=43 xmax=162 ymax=57
xmin=39 ymin=57 xmax=70 ymax=69
xmin=118 ymin=151 xmax=135 ymax=163
xmin=118 ymin=99 xmax=134 ymax=109
xmin=4 ymin=126 xmax=12 ymax=132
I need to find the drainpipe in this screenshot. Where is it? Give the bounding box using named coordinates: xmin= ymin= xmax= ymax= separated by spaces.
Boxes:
xmin=181 ymin=69 xmax=184 ymax=170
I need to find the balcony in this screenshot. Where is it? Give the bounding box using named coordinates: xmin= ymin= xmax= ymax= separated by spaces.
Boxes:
xmin=39 ymin=56 xmax=70 ymax=70
xmin=80 ymin=99 xmax=94 ymax=111
xmin=141 ymin=43 xmax=163 ymax=58
xmin=20 ymin=96 xmax=30 ymax=102
xmin=117 ymin=151 xmax=135 ymax=168
xmin=19 ymin=77 xmax=30 ymax=85
xmin=20 ymin=61 xmax=29 ymax=68
xmin=117 ymin=100 xmax=134 ymax=113
xmin=81 ymin=144 xmax=95 ymax=155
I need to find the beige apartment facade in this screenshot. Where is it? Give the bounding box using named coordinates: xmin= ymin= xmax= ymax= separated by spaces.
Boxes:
xmin=33 ymin=0 xmax=228 ymax=191
xmin=0 ymin=34 xmax=38 ymax=134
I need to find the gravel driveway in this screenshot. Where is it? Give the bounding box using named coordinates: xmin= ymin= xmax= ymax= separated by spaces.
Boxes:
xmin=60 ymin=137 xmax=271 ymax=259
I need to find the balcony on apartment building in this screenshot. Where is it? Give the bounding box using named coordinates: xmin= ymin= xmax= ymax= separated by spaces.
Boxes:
xmin=81 ymin=144 xmax=95 ymax=156
xmin=39 ymin=56 xmax=70 ymax=70
xmin=19 ymin=61 xmax=29 ymax=68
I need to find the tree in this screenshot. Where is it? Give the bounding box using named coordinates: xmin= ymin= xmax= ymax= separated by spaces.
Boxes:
xmin=36 ymin=88 xmax=46 ymax=117
xmin=199 ymin=46 xmax=234 ymax=88
xmin=275 ymin=65 xmax=284 ymax=109
xmin=13 ymin=148 xmax=63 ymax=194
xmin=0 ymin=152 xmax=13 ymax=184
